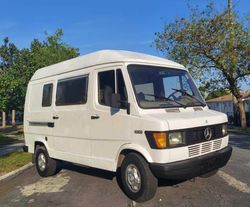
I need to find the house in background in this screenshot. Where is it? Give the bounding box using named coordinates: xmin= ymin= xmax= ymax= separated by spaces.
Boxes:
xmin=206 ymin=92 xmax=250 ymax=125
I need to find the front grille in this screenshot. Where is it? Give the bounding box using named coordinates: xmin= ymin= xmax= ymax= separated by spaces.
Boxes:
xmin=201 ymin=142 xmax=212 ymax=154
xmin=213 ymin=139 xmax=222 ymax=150
xmin=185 ymin=124 xmax=225 ymax=145
xmin=188 ymin=139 xmax=222 ymax=158
xmin=188 ymin=144 xmax=200 ymax=157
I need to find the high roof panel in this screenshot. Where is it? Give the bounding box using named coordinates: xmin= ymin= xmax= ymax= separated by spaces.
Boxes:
xmin=31 ymin=50 xmax=185 ymax=81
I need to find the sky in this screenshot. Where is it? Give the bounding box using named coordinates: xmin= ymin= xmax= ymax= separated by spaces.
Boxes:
xmin=0 ymin=0 xmax=249 ymax=90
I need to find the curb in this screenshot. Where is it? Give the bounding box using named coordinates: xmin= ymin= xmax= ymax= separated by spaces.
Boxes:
xmin=0 ymin=162 xmax=34 ymax=182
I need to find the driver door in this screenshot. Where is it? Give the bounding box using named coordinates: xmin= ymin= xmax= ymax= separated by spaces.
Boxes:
xmin=90 ymin=67 xmax=130 ymax=170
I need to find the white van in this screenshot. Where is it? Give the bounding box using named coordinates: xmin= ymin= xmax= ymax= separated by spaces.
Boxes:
xmin=24 ymin=50 xmax=232 ymax=202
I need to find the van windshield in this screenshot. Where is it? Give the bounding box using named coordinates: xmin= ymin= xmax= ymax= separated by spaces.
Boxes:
xmin=128 ymin=65 xmax=206 ymax=109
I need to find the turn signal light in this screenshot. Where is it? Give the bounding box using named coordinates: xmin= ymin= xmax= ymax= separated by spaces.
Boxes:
xmin=152 ymin=132 xmax=167 ymax=149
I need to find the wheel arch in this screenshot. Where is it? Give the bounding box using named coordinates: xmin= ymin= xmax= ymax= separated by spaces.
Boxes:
xmin=34 ymin=138 xmax=49 ymax=154
xmin=115 ymin=144 xmax=153 ymax=170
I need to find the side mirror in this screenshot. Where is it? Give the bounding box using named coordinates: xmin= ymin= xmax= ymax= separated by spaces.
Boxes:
xmin=111 ymin=93 xmax=121 ymax=108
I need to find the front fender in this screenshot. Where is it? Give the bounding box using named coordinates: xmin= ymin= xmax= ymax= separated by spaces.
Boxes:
xmin=115 ymin=143 xmax=153 ymax=169
xmin=33 ymin=137 xmax=50 ymax=154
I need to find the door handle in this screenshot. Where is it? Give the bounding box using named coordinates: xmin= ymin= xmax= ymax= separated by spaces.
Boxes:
xmin=53 ymin=116 xmax=59 ymax=120
xmin=91 ymin=115 xmax=100 ymax=120
xmin=48 ymin=122 xmax=54 ymax=128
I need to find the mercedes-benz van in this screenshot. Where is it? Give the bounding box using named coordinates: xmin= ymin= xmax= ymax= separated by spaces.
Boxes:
xmin=24 ymin=50 xmax=232 ymax=202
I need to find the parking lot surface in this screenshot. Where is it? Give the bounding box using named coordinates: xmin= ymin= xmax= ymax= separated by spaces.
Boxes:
xmin=0 ymin=133 xmax=249 ymax=207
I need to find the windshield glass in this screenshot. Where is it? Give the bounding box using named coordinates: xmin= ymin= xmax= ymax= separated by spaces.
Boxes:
xmin=128 ymin=65 xmax=206 ymax=109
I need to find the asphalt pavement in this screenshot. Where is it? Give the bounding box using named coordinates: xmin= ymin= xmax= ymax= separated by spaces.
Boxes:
xmin=0 ymin=133 xmax=249 ymax=207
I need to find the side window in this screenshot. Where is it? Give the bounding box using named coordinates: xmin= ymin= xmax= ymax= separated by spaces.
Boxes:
xmin=98 ymin=69 xmax=128 ymax=108
xmin=98 ymin=70 xmax=115 ymax=106
xmin=42 ymin=83 xmax=53 ymax=107
xmin=56 ymin=76 xmax=88 ymax=106
xmin=117 ymin=69 xmax=128 ymax=108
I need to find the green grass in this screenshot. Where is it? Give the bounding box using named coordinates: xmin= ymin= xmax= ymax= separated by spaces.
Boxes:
xmin=0 ymin=151 xmax=32 ymax=176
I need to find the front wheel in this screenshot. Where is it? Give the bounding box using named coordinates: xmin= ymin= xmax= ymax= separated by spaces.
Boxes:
xmin=120 ymin=153 xmax=158 ymax=202
xmin=35 ymin=145 xmax=58 ymax=177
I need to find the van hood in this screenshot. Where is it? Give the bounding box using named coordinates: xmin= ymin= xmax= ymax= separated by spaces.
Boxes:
xmin=145 ymin=109 xmax=227 ymax=130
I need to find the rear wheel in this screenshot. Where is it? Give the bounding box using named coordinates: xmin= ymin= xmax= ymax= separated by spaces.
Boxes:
xmin=35 ymin=145 xmax=58 ymax=177
xmin=120 ymin=153 xmax=158 ymax=202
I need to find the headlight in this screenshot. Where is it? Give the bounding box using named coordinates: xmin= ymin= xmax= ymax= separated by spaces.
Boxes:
xmin=145 ymin=131 xmax=185 ymax=149
xmin=222 ymin=124 xmax=228 ymax=136
xmin=169 ymin=132 xmax=185 ymax=146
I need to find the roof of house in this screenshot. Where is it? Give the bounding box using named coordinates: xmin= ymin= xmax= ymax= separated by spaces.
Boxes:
xmin=206 ymin=91 xmax=250 ymax=103
xmin=31 ymin=50 xmax=185 ymax=81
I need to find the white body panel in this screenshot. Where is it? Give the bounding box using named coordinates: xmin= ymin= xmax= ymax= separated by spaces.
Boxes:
xmin=24 ymin=50 xmax=229 ymax=172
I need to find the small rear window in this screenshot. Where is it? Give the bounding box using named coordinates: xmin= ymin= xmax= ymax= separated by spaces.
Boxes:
xmin=42 ymin=83 xmax=53 ymax=107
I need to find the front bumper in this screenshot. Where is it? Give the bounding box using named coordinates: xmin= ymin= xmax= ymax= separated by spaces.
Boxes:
xmin=150 ymin=146 xmax=232 ymax=180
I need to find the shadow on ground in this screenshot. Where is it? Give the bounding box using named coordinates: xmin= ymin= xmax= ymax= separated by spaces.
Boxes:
xmin=59 ymin=161 xmax=186 ymax=194
xmin=61 ymin=162 xmax=116 ymax=180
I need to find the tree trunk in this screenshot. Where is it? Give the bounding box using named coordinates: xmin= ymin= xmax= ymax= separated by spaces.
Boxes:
xmin=2 ymin=111 xmax=6 ymax=128
xmin=237 ymin=98 xmax=247 ymax=129
xmin=12 ymin=109 xmax=16 ymax=126
xmin=230 ymin=83 xmax=247 ymax=129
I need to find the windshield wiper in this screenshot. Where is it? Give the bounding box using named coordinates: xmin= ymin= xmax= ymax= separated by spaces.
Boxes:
xmin=171 ymin=88 xmax=206 ymax=107
xmin=143 ymin=93 xmax=187 ymax=108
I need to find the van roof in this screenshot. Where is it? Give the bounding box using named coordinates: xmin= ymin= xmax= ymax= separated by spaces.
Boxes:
xmin=31 ymin=50 xmax=185 ymax=81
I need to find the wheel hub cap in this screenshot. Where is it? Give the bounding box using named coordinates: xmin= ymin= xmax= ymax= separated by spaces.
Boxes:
xmin=125 ymin=164 xmax=141 ymax=192
xmin=38 ymin=153 xmax=46 ymax=171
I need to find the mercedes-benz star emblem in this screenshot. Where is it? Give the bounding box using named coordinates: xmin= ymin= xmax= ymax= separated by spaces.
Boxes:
xmin=204 ymin=127 xmax=212 ymax=141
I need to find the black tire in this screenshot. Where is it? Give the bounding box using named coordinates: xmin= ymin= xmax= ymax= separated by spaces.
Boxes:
xmin=35 ymin=145 xmax=58 ymax=177
xmin=120 ymin=153 xmax=158 ymax=202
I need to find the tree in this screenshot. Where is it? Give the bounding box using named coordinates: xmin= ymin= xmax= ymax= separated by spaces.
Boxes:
xmin=0 ymin=38 xmax=20 ymax=127
xmin=206 ymin=88 xmax=231 ymax=100
xmin=0 ymin=29 xmax=79 ymax=115
xmin=154 ymin=2 xmax=250 ymax=129
xmin=0 ymin=37 xmax=19 ymax=72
